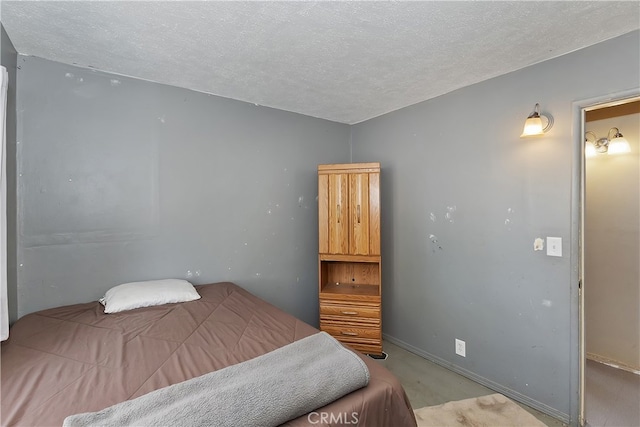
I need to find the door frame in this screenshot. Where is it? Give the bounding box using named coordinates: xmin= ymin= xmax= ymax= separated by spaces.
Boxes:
xmin=570 ymin=88 xmax=640 ymax=426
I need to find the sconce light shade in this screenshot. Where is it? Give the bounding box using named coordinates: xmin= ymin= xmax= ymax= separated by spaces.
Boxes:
xmin=607 ymin=130 xmax=631 ymax=155
xmin=520 ymin=103 xmax=553 ymax=137
xmin=585 ymin=141 xmax=597 ymax=158
xmin=521 ymin=116 xmax=545 ymax=137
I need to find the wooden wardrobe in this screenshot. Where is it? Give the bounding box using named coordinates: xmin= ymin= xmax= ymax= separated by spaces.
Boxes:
xmin=317 ymin=162 xmax=382 ymax=355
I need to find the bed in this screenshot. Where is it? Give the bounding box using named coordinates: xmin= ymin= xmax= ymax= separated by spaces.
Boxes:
xmin=1 ymin=282 xmax=417 ymax=426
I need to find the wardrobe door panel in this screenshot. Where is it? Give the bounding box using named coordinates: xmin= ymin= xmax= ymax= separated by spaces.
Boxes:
xmin=318 ymin=174 xmax=329 ymax=254
xmin=328 ymin=173 xmax=349 ymax=254
xmin=349 ymin=173 xmax=370 ymax=255
xmin=369 ymin=172 xmax=381 ymax=256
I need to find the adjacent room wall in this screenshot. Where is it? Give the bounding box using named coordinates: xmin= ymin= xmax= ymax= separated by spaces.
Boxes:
xmin=15 ymin=56 xmax=350 ymax=325
xmin=1 ymin=25 xmax=18 ymax=324
xmin=585 ymin=103 xmax=640 ymax=370
xmin=351 ymin=30 xmax=640 ymax=422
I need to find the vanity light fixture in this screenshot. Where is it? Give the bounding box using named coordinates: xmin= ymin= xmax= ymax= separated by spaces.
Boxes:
xmin=520 ymin=103 xmax=554 ymax=137
xmin=585 ymin=127 xmax=631 ymax=157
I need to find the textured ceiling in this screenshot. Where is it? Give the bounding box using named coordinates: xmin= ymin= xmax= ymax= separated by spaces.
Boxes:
xmin=2 ymin=1 xmax=639 ymax=124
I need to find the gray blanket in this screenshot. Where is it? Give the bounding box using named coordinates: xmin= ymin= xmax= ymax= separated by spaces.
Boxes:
xmin=63 ymin=332 xmax=370 ymax=427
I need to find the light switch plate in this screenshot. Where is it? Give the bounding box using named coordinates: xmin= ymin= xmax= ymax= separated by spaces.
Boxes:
xmin=546 ymin=237 xmax=562 ymax=257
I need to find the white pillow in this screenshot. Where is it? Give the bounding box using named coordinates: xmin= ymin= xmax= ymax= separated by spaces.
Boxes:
xmin=100 ymin=279 xmax=201 ymax=314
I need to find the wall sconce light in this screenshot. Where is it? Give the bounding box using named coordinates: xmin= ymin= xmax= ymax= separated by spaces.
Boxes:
xmin=520 ymin=103 xmax=554 ymax=137
xmin=585 ymin=127 xmax=631 ymax=158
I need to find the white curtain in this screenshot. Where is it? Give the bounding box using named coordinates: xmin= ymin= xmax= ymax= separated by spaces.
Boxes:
xmin=1 ymin=66 xmax=8 ymax=341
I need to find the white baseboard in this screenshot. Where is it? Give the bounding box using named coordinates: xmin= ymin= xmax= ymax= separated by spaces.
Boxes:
xmin=586 ymin=353 xmax=640 ymax=375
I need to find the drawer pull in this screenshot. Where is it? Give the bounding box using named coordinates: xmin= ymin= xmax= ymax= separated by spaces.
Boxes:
xmin=341 ymin=310 xmax=359 ymax=315
xmin=340 ymin=331 xmax=359 ymax=336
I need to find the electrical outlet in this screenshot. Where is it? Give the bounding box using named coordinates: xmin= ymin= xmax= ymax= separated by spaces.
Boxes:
xmin=455 ymin=339 xmax=466 ymax=357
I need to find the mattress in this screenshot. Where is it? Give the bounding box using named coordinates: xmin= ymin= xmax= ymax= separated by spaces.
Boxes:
xmin=1 ymin=282 xmax=417 ymax=426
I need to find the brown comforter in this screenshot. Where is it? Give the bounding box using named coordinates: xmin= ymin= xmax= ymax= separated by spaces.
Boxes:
xmin=1 ymin=282 xmax=416 ymax=427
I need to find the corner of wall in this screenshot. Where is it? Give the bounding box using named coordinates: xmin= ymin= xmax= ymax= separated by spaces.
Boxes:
xmin=349 ymin=126 xmax=353 ymax=163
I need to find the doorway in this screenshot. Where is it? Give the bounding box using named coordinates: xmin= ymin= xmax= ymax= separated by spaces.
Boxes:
xmin=577 ymin=94 xmax=640 ymax=426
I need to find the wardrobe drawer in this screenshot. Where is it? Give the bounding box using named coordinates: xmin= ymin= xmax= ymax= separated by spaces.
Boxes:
xmin=340 ymin=340 xmax=383 ymax=355
xmin=320 ymin=324 xmax=381 ymax=341
xmin=320 ymin=303 xmax=380 ymax=320
xmin=330 ymin=333 xmax=383 ymax=355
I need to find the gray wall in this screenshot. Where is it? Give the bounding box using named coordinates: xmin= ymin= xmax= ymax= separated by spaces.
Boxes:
xmin=351 ymin=30 xmax=640 ymax=423
xmin=16 ymin=56 xmax=350 ymax=325
xmin=1 ymin=24 xmax=18 ymax=324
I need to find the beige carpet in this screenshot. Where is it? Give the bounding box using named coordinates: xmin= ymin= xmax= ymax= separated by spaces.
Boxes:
xmin=413 ymin=393 xmax=548 ymax=427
